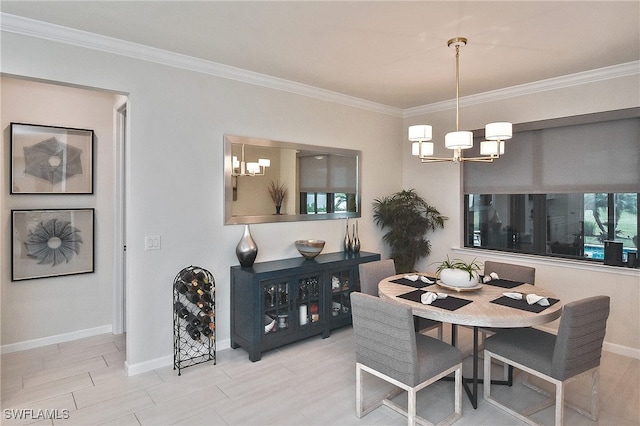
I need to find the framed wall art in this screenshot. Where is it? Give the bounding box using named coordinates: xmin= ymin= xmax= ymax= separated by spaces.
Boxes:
xmin=11 ymin=209 xmax=95 ymax=281
xmin=10 ymin=123 xmax=94 ymax=194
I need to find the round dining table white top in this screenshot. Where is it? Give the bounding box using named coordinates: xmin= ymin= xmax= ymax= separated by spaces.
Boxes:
xmin=378 ymin=274 xmax=563 ymax=328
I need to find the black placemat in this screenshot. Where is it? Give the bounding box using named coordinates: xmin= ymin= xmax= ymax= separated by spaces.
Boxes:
xmin=490 ymin=296 xmax=559 ymax=313
xmin=481 ymin=277 xmax=524 ymax=289
xmin=397 ymin=289 xmax=472 ymax=311
xmin=390 ymin=276 xmax=437 ymax=288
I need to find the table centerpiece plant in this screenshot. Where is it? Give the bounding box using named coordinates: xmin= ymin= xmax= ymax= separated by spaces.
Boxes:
xmin=435 ymin=256 xmax=482 ymax=288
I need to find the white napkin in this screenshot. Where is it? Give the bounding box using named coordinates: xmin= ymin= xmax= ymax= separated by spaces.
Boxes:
xmin=421 ymin=291 xmax=448 ymax=305
xmin=482 ymin=272 xmax=500 ymax=283
xmin=404 ymin=275 xmax=434 ymax=284
xmin=502 ymin=292 xmax=550 ymax=306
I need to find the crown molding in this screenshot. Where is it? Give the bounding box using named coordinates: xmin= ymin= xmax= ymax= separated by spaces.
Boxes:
xmin=2 ymin=13 xmax=637 ymax=120
xmin=404 ymin=61 xmax=640 ymax=118
xmin=0 ymin=13 xmax=404 ymax=117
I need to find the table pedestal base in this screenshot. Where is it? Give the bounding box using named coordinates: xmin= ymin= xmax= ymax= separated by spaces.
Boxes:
xmin=446 ymin=325 xmax=512 ymax=409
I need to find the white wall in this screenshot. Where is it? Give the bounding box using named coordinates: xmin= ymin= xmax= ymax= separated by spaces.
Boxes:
xmin=2 ymin=25 xmax=638 ymax=371
xmin=1 ymin=77 xmax=120 ymax=347
xmin=1 ymin=31 xmax=402 ymax=372
xmin=403 ymin=73 xmax=640 ymax=357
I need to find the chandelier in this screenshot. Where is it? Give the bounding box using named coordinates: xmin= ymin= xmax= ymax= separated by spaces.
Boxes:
xmin=409 ymin=37 xmax=512 ymax=163
xmin=232 ymin=144 xmax=270 ymax=176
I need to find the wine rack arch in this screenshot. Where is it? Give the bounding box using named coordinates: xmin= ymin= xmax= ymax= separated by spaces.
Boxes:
xmin=173 ymin=265 xmax=216 ymax=375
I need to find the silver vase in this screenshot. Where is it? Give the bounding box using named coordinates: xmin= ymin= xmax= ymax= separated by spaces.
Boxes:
xmin=351 ymin=221 xmax=360 ymax=253
xmin=343 ymin=218 xmax=352 ymax=252
xmin=236 ymin=224 xmax=258 ymax=267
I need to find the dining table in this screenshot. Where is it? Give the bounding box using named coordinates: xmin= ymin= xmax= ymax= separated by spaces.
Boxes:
xmin=378 ymin=274 xmax=563 ymax=409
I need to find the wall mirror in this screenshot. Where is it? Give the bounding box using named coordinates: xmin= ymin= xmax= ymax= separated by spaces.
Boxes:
xmin=224 ymin=135 xmax=361 ymax=224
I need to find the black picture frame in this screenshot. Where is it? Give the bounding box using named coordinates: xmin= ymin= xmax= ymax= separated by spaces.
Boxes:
xmin=11 ymin=208 xmax=95 ymax=281
xmin=10 ymin=122 xmax=94 ymax=194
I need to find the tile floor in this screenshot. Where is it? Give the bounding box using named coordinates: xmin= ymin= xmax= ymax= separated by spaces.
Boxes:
xmin=1 ymin=325 xmax=638 ymax=425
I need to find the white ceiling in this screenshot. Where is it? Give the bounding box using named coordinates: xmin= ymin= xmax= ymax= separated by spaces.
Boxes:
xmin=2 ymin=1 xmax=639 ymax=110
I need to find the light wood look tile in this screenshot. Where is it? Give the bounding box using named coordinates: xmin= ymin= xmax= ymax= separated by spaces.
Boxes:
xmin=1 ymin=326 xmax=638 ymax=425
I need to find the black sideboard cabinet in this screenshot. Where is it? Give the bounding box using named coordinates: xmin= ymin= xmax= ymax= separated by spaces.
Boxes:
xmin=230 ymin=251 xmax=380 ymax=361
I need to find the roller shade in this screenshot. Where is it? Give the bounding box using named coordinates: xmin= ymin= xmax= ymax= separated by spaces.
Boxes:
xmin=464 ymin=117 xmax=640 ymax=194
xmin=299 ymin=154 xmax=357 ymax=193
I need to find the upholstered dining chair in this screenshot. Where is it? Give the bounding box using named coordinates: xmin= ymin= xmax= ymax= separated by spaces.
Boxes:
xmin=350 ymin=292 xmax=462 ymax=426
xmin=483 ymin=295 xmax=610 ymax=426
xmin=475 ymin=261 xmax=537 ymax=378
xmin=359 ymin=259 xmax=443 ymax=340
xmin=483 ymin=261 xmax=536 ymax=285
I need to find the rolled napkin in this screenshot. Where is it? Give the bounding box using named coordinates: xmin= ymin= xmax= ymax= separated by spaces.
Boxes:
xmin=502 ymin=292 xmax=550 ymax=306
xmin=420 ymin=276 xmax=434 ymax=284
xmin=404 ymin=274 xmax=419 ymax=281
xmin=482 ymin=271 xmax=500 ymax=283
xmin=526 ymin=294 xmax=550 ymax=306
xmin=421 ymin=291 xmax=448 ymax=305
xmin=404 ymin=274 xmax=434 ymax=284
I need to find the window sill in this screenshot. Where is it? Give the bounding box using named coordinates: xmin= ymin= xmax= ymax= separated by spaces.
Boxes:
xmin=452 ymin=247 xmax=640 ymax=277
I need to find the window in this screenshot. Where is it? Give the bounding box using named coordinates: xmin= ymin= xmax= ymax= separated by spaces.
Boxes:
xmin=299 ymin=153 xmax=358 ymax=215
xmin=465 ymin=193 xmax=638 ymax=263
xmin=301 ymin=192 xmax=357 ymax=214
xmin=463 ymin=110 xmax=639 ymax=264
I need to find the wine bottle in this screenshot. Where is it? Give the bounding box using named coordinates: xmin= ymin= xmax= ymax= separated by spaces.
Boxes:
xmin=197 ymin=311 xmax=212 ymax=325
xmin=197 ymin=291 xmax=214 ymax=304
xmin=180 ymin=269 xmax=194 ymax=284
xmin=195 ymin=302 xmax=211 ymax=313
xmin=201 ymin=326 xmax=214 ymax=339
xmin=185 ymin=312 xmax=200 ymax=327
xmin=185 ymin=291 xmax=201 ymax=305
xmin=174 ymin=302 xmax=189 ymax=319
xmin=174 ymin=281 xmax=189 ymax=295
xmin=185 ymin=324 xmax=201 ymax=341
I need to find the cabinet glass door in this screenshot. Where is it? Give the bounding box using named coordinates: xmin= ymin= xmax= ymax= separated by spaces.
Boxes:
xmin=263 ymin=273 xmax=322 ymax=335
xmin=330 ymin=269 xmax=352 ymax=319
xmin=263 ymin=280 xmax=290 ymax=335
xmin=296 ymin=276 xmax=321 ymax=327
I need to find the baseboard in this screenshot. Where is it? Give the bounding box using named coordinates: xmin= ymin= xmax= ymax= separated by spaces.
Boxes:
xmin=535 ymin=324 xmax=639 ymax=360
xmin=124 ymin=355 xmax=173 ymax=376
xmin=1 ymin=325 xmax=113 ymax=354
xmin=602 ymin=341 xmax=640 ymax=360
xmin=124 ymin=338 xmax=231 ymax=376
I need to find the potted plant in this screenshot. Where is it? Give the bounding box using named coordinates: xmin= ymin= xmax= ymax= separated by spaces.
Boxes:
xmin=435 ymin=256 xmax=482 ymax=288
xmin=372 ymin=189 xmax=447 ymax=273
xmin=268 ymin=180 xmax=286 ymax=214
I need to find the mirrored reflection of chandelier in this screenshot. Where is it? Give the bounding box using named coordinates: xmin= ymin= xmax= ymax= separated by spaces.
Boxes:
xmin=232 ymin=144 xmax=270 ymax=176
xmin=409 ymin=37 xmax=512 ymax=163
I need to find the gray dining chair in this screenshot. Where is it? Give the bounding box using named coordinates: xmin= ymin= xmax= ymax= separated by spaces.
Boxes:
xmin=476 ymin=261 xmax=537 ymax=378
xmin=483 ymin=261 xmax=536 ymax=284
xmin=350 ymin=292 xmax=462 ymax=426
xmin=359 ymin=259 xmax=443 ymax=340
xmin=483 ymin=295 xmax=610 ymax=426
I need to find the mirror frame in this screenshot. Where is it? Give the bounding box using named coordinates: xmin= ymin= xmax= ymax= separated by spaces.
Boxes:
xmin=224 ymin=135 xmax=361 ymax=225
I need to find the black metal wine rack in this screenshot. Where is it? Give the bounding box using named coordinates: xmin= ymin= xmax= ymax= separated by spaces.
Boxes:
xmin=173 ymin=265 xmax=216 ymax=375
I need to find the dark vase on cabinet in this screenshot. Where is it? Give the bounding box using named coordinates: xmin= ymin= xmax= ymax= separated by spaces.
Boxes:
xmin=230 ymin=251 xmax=380 ymax=361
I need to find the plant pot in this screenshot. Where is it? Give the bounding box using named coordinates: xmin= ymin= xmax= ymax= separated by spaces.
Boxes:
xmin=439 ymin=268 xmax=479 ymax=288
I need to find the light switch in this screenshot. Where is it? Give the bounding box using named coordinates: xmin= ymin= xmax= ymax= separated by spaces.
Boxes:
xmin=145 ymin=235 xmax=161 ymax=251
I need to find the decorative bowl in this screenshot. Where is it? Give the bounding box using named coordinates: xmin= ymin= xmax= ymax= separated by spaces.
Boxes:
xmin=295 ymin=239 xmax=326 ymax=260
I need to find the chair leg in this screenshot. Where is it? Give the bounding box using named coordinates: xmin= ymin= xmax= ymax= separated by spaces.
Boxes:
xmin=407 ymin=388 xmax=417 ymax=426
xmin=555 ymin=381 xmax=564 ymax=426
xmin=356 ymin=363 xmax=363 ymax=418
xmin=455 ymin=365 xmax=462 ymax=416
xmin=590 ymin=368 xmax=600 ymax=421
xmin=437 ymin=323 xmax=443 ymax=341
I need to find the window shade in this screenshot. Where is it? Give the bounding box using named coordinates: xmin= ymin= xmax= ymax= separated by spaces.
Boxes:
xmin=299 ymin=155 xmax=357 ymax=193
xmin=464 ymin=117 xmax=640 ymax=194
